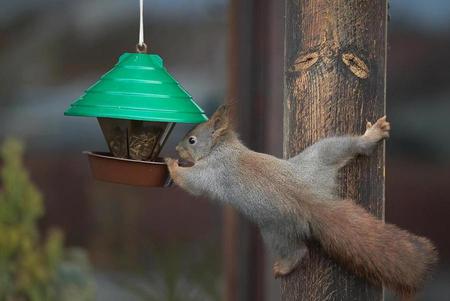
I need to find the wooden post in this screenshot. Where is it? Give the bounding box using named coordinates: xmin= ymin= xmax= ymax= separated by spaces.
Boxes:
xmin=282 ymin=1 xmax=388 ymax=300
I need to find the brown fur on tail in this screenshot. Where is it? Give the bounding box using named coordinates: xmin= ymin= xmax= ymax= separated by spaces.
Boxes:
xmin=309 ymin=199 xmax=438 ymax=297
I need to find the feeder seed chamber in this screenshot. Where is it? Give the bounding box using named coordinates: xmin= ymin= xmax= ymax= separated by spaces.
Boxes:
xmin=64 ymin=52 xmax=207 ymax=187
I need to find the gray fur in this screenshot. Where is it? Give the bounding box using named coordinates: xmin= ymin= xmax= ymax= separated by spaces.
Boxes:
xmin=289 ymin=135 xmax=378 ymax=199
xmin=176 ymin=134 xmax=376 ymax=259
xmin=166 ymin=105 xmax=390 ymax=275
xmin=175 ymin=137 xmax=311 ymax=260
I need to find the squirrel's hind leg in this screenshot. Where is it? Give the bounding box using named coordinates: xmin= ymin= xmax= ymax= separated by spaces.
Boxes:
xmin=288 ymin=116 xmax=390 ymax=198
xmin=289 ymin=116 xmax=389 ymax=169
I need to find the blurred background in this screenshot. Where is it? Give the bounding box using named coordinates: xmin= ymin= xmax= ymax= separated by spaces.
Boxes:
xmin=386 ymin=1 xmax=450 ymax=300
xmin=0 ymin=0 xmax=449 ymax=300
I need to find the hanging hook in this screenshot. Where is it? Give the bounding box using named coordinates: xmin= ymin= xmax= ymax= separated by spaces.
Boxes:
xmin=136 ymin=42 xmax=148 ymax=53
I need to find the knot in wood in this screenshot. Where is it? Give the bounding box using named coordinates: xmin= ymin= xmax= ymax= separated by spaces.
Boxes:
xmin=342 ymin=52 xmax=369 ymax=79
xmin=291 ymin=52 xmax=319 ymax=71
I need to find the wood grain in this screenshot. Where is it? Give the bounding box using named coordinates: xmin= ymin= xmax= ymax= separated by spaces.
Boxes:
xmin=282 ymin=0 xmax=388 ymax=300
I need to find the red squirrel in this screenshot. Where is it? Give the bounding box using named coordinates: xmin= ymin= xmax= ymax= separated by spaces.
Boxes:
xmin=165 ymin=104 xmax=437 ymax=298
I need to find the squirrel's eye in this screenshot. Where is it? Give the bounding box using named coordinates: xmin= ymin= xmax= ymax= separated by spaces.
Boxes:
xmin=188 ymin=136 xmax=197 ymax=145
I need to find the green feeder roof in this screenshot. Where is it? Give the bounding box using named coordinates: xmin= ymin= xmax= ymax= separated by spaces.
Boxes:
xmin=64 ymin=53 xmax=208 ymax=123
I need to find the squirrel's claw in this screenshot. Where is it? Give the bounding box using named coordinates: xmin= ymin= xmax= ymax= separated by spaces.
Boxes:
xmin=363 ymin=116 xmax=390 ymax=140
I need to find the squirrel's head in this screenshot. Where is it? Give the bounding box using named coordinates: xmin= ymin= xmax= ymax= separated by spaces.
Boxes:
xmin=176 ymin=104 xmax=232 ymax=164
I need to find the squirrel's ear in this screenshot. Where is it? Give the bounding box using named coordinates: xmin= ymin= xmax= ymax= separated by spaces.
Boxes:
xmin=210 ymin=104 xmax=231 ymax=137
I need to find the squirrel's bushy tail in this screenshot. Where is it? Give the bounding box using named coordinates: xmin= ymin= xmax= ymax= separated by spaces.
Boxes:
xmin=309 ymin=199 xmax=437 ymax=297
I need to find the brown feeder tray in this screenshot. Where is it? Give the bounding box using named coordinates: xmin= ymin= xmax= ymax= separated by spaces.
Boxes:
xmin=84 ymin=151 xmax=171 ymax=187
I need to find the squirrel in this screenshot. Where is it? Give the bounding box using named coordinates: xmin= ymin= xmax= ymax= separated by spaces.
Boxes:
xmin=165 ymin=104 xmax=437 ymax=298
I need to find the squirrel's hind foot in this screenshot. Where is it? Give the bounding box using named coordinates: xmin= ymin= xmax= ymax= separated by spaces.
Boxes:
xmin=364 ymin=116 xmax=390 ymax=141
xmin=273 ymin=247 xmax=308 ymax=278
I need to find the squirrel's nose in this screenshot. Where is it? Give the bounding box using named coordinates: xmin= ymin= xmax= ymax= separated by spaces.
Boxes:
xmin=175 ymin=145 xmax=181 ymax=153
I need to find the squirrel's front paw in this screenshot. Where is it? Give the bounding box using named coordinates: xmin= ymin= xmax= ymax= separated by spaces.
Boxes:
xmin=165 ymin=158 xmax=179 ymax=174
xmin=363 ymin=116 xmax=390 ymax=142
xmin=165 ymin=158 xmax=187 ymax=188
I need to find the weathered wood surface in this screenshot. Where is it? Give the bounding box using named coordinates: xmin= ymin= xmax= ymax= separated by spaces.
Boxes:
xmin=282 ymin=0 xmax=388 ymax=300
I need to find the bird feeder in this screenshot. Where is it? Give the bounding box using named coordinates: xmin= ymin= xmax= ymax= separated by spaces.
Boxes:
xmin=65 ymin=52 xmax=207 ymax=186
